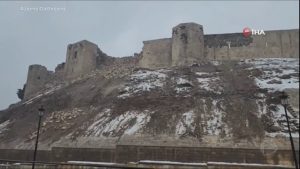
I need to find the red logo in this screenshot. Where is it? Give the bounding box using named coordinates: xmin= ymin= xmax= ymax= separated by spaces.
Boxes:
xmin=243 ymin=27 xmax=252 ymax=38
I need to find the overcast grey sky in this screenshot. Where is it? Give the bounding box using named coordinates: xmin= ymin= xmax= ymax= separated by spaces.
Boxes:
xmin=0 ymin=1 xmax=299 ymax=110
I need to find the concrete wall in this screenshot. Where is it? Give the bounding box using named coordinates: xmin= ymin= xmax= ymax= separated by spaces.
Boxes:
xmin=171 ymin=23 xmax=205 ymax=66
xmin=0 ymin=147 xmax=115 ymax=162
xmin=64 ymin=40 xmax=99 ymax=80
xmin=0 ymin=146 xmax=297 ymax=166
xmin=139 ymin=38 xmax=172 ymax=69
xmin=23 ymin=65 xmax=54 ymax=100
xmin=115 ymin=145 xmax=298 ymax=166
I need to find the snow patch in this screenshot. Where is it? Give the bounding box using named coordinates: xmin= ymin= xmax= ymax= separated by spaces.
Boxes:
xmin=265 ymin=105 xmax=299 ymax=138
xmin=139 ymin=160 xmax=207 ymax=166
xmin=86 ymin=109 xmax=153 ymax=137
xmin=176 ymin=110 xmax=195 ymax=136
xmin=175 ymin=77 xmax=193 ymax=93
xmin=197 ymin=76 xmax=223 ymax=94
xmin=244 ymin=58 xmax=299 ymax=92
xmin=118 ymin=70 xmax=167 ymax=98
xmin=0 ymin=120 xmax=10 ymax=134
xmin=23 ymin=85 xmax=62 ymax=105
xmin=205 ymin=100 xmax=229 ymax=136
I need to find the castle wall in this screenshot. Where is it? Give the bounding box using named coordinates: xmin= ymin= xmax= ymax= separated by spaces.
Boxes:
xmin=204 ymin=29 xmax=299 ymax=60
xmin=171 ymin=23 xmax=205 ymax=66
xmin=22 ymin=24 xmax=299 ymax=98
xmin=139 ymin=38 xmax=172 ymax=69
xmin=64 ymin=40 xmax=99 ymax=80
xmin=24 ymin=65 xmax=54 ymax=100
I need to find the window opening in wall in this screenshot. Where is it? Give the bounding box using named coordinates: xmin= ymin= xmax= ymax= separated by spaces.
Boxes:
xmin=74 ymin=51 xmax=78 ymax=59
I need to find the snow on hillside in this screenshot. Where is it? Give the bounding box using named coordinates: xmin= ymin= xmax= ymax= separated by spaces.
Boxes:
xmin=196 ymin=72 xmax=223 ymax=94
xmin=0 ymin=120 xmax=10 ymax=134
xmin=243 ymin=58 xmax=299 ymax=138
xmin=118 ymin=70 xmax=167 ymax=98
xmin=176 ymin=110 xmax=195 ymax=136
xmin=244 ymin=58 xmax=299 ymax=91
xmin=1 ymin=58 xmax=299 ymax=149
xmin=85 ymin=109 xmax=154 ymax=137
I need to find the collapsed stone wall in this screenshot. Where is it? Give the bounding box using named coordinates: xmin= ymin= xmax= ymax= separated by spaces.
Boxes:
xmin=23 ymin=65 xmax=55 ymax=99
xmin=23 ymin=40 xmax=137 ymax=100
xmin=138 ymin=38 xmax=172 ymax=69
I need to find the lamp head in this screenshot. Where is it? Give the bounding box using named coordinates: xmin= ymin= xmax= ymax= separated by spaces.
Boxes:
xmin=38 ymin=106 xmax=45 ymax=116
xmin=279 ymin=91 xmax=289 ymax=106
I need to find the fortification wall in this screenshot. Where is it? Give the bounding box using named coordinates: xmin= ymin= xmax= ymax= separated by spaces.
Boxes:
xmin=139 ymin=38 xmax=172 ymax=69
xmin=171 ymin=23 xmax=204 ymax=66
xmin=64 ymin=40 xmax=99 ymax=80
xmin=22 ymin=24 xmax=299 ymax=99
xmin=23 ymin=65 xmax=55 ymax=100
xmin=138 ymin=25 xmax=298 ymax=69
xmin=204 ymin=29 xmax=299 ymax=60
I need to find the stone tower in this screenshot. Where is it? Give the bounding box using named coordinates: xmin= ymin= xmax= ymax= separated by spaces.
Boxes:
xmin=24 ymin=65 xmax=53 ymax=99
xmin=64 ymin=40 xmax=99 ymax=80
xmin=171 ymin=23 xmax=205 ymax=66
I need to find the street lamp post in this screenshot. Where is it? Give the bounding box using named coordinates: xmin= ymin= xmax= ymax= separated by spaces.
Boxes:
xmin=32 ymin=106 xmax=44 ymax=169
xmin=280 ymin=92 xmax=298 ymax=169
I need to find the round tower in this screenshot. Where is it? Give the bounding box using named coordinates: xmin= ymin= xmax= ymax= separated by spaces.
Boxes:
xmin=171 ymin=23 xmax=205 ymax=66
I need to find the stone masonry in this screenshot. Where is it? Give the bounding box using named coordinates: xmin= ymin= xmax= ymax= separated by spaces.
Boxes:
xmin=171 ymin=23 xmax=205 ymax=66
xmin=64 ymin=40 xmax=99 ymax=80
xmin=23 ymin=65 xmax=55 ymax=100
xmin=23 ymin=22 xmax=299 ymax=99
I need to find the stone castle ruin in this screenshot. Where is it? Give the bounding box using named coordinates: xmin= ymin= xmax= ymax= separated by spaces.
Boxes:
xmin=22 ymin=22 xmax=299 ymax=99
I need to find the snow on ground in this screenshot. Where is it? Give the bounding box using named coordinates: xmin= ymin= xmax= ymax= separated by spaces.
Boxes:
xmin=265 ymin=105 xmax=299 ymax=138
xmin=255 ymin=93 xmax=268 ymax=118
xmin=176 ymin=110 xmax=195 ymax=136
xmin=196 ymin=72 xmax=223 ymax=94
xmin=118 ymin=70 xmax=167 ymax=98
xmin=0 ymin=120 xmax=10 ymax=134
xmin=86 ymin=109 xmax=153 ymax=137
xmin=244 ymin=58 xmax=298 ymax=69
xmin=244 ymin=58 xmax=299 ymax=92
xmin=242 ymin=58 xmax=299 ymax=138
xmin=175 ymin=104 xmax=229 ymax=137
xmin=68 ymin=161 xmax=117 ymax=166
xmin=205 ymin=100 xmax=229 ymax=136
xmin=207 ymin=162 xmax=293 ymax=168
xmin=139 ymin=160 xmax=207 ymax=166
xmin=210 ymin=60 xmax=221 ymax=66
xmin=174 ymin=77 xmax=193 ymax=93
xmin=23 ymin=85 xmax=62 ymax=105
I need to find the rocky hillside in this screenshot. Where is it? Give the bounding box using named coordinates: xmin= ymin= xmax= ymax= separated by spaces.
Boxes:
xmin=0 ymin=58 xmax=299 ymax=150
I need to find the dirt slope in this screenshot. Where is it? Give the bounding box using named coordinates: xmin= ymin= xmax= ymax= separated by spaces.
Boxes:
xmin=0 ymin=58 xmax=299 ymax=150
